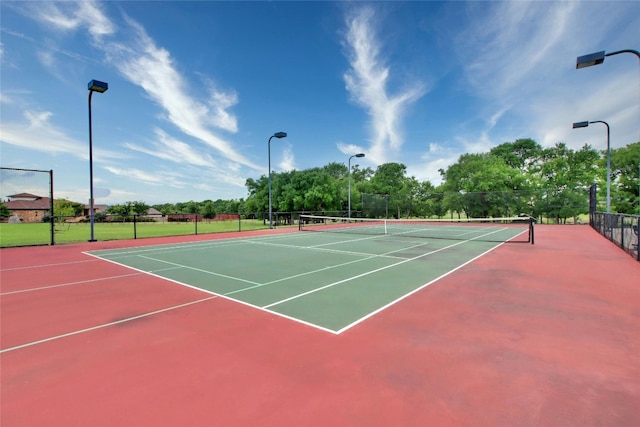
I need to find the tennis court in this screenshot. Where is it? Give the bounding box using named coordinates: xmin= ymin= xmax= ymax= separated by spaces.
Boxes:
xmin=86 ymin=216 xmax=533 ymax=333
xmin=2 ymin=222 xmax=638 ymax=427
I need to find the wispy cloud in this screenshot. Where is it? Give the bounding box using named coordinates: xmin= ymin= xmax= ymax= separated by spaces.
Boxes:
xmin=18 ymin=0 xmax=115 ymax=41
xmin=342 ymin=6 xmax=427 ymax=164
xmin=105 ymin=15 xmax=259 ymax=170
xmin=103 ymin=165 xmax=185 ymax=188
xmin=337 ymin=141 xmax=367 ymax=159
xmin=123 ymin=128 xmax=217 ymax=168
xmin=278 ymin=145 xmax=296 ymax=172
xmin=0 ymin=109 xmax=123 ymax=161
xmin=15 ymin=0 xmax=260 ymax=173
xmin=457 ymin=2 xmax=576 ymax=100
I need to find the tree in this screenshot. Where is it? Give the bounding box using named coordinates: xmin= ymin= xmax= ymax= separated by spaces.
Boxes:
xmin=536 ymin=143 xmax=599 ymax=223
xmin=490 ymin=138 xmax=542 ymax=172
xmin=106 ymin=201 xmax=150 ymax=218
xmin=0 ymin=203 xmax=11 ymax=220
xmin=54 ymin=199 xmax=84 ymax=218
xmin=609 ymin=142 xmax=640 ymax=214
xmin=439 ymin=153 xmax=523 ymax=217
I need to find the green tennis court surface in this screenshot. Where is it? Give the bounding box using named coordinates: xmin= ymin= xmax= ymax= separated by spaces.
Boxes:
xmin=87 ymin=224 xmax=530 ymax=333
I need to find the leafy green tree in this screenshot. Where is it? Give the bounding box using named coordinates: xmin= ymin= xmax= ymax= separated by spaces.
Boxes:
xmin=0 ymin=203 xmax=11 ymax=220
xmin=152 ymin=203 xmax=177 ymax=215
xmin=107 ymin=201 xmax=150 ymax=218
xmin=536 ymin=143 xmax=599 ymax=223
xmin=609 ymin=142 xmax=640 ymax=214
xmin=200 ymin=200 xmax=215 ymax=219
xmin=54 ymin=199 xmax=84 ymax=218
xmin=489 ymin=138 xmax=542 ymax=172
xmin=439 ymin=153 xmax=523 ymax=217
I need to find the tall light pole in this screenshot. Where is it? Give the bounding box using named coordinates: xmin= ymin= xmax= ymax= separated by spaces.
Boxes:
xmin=87 ymin=80 xmax=108 ymax=242
xmin=573 ymin=120 xmax=611 ymax=212
xmin=268 ymin=131 xmax=287 ymax=229
xmin=348 ymin=153 xmax=365 ymax=220
xmin=577 ymin=49 xmax=640 ymax=214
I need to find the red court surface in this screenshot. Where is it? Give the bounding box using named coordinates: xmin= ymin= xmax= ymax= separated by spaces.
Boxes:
xmin=1 ymin=225 xmax=639 ymax=426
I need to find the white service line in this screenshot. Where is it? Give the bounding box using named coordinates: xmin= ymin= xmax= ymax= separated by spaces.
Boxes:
xmin=0 ymin=296 xmax=218 ymax=353
xmin=0 ymin=272 xmax=144 ymax=296
xmin=263 ymin=227 xmax=511 ymax=310
xmin=225 ymin=241 xmax=431 ymax=296
xmin=0 ymin=259 xmax=98 ymax=272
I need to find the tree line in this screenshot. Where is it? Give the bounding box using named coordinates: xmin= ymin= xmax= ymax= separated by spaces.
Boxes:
xmin=50 ymin=138 xmax=639 ymax=223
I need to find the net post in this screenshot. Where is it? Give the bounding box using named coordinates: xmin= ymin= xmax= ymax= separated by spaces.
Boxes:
xmin=49 ymin=169 xmax=55 ymax=246
xmin=530 ymin=217 xmax=535 ymax=244
xmin=384 ymin=219 xmax=388 ymax=235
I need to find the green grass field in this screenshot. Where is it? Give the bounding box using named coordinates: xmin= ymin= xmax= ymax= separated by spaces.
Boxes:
xmin=0 ymin=219 xmax=284 ymax=247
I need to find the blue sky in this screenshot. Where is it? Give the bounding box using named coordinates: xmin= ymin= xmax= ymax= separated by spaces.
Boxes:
xmin=1 ymin=1 xmax=639 ymax=205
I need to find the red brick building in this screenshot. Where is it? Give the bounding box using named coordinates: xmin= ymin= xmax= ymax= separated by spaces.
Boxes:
xmin=2 ymin=193 xmax=52 ymax=223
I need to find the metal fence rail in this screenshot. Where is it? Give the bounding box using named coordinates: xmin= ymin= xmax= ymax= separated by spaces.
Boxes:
xmin=590 ymin=212 xmax=640 ymax=261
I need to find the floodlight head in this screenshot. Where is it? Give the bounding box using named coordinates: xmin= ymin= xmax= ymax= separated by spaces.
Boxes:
xmin=355 ymin=153 xmax=365 ymax=158
xmin=572 ymin=121 xmax=589 ymax=129
xmin=88 ymin=79 xmax=109 ymax=93
xmin=576 ymin=51 xmax=605 ymax=69
xmin=273 ymin=132 xmax=287 ymax=139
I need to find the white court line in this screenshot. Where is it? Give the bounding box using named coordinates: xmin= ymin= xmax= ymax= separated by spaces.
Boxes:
xmin=336 ymin=240 xmax=511 ymax=334
xmin=263 ymin=227 xmax=513 ymax=310
xmin=0 ymin=259 xmax=98 ymax=272
xmin=225 ymin=241 xmax=431 ymax=296
xmin=0 ymin=272 xmax=144 ymax=296
xmin=0 ymin=296 xmax=218 ymax=353
xmin=244 ymin=238 xmax=408 ymax=260
xmin=77 ymin=226 xmax=524 ymax=334
xmin=137 ymin=255 xmax=263 ymax=286
xmin=85 ymin=231 xmax=314 ymax=258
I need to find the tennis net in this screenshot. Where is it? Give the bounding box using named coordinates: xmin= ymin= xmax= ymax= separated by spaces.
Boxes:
xmin=298 ymin=215 xmax=535 ymax=244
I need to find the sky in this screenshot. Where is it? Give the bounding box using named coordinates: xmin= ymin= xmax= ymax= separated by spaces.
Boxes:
xmin=1 ymin=1 xmax=639 ymax=205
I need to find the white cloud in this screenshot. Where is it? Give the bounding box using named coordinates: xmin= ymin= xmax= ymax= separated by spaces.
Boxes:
xmin=123 ymin=128 xmax=218 ymax=168
xmin=337 ymin=141 xmax=367 ymax=158
xmin=20 ymin=0 xmax=114 ymax=40
xmin=0 ymin=109 xmax=123 ymax=161
xmin=103 ymin=165 xmax=185 ymax=188
xmin=105 ymin=16 xmax=259 ymax=170
xmin=278 ymin=146 xmax=296 ymax=172
xmin=457 ymin=2 xmax=576 ymax=100
xmin=342 ymin=6 xmax=427 ymax=165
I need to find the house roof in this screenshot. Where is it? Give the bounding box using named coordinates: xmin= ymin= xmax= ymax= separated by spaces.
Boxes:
xmin=3 ymin=197 xmax=52 ymax=210
xmin=8 ymin=193 xmax=42 ymax=200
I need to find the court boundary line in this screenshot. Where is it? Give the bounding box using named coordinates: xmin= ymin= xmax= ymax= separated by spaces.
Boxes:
xmin=0 ymin=296 xmax=218 ymax=353
xmin=83 ymin=251 xmax=342 ymax=334
xmin=85 ymin=231 xmax=315 ymax=258
xmin=336 ymin=241 xmax=509 ymax=334
xmin=83 ymin=227 xmax=520 ymax=334
xmin=226 ymin=240 xmax=432 ymax=296
xmin=0 ymin=272 xmax=144 ymax=296
xmin=0 ymin=259 xmax=98 ymax=272
xmin=262 ymin=234 xmax=483 ymax=309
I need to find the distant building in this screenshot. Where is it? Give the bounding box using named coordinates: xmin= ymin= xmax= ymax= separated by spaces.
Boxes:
xmin=83 ymin=203 xmax=108 ymax=217
xmin=2 ymin=193 xmax=52 ymax=223
xmin=144 ymin=207 xmax=165 ymax=221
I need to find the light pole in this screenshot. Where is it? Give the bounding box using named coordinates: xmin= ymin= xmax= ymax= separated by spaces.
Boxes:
xmin=577 ymin=49 xmax=640 ymax=214
xmin=348 ymin=153 xmax=365 ymax=220
xmin=268 ymin=131 xmax=287 ymax=229
xmin=573 ymin=120 xmax=611 ymax=212
xmin=87 ymin=79 xmax=108 ymax=242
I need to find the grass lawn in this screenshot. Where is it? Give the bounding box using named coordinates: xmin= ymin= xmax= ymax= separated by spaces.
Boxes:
xmin=0 ymin=219 xmax=281 ymax=247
